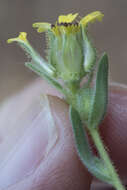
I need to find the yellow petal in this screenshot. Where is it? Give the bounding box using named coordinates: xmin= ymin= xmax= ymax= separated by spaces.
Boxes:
xmin=58 ymin=13 xmax=78 ymax=23
xmin=80 ymin=11 xmax=104 ymax=27
xmin=7 ymin=32 xmax=27 ymax=43
xmin=32 ymin=22 xmax=51 ymax=33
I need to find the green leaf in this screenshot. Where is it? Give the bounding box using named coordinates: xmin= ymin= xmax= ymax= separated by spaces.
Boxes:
xmin=88 ymin=53 xmax=108 ymax=129
xmin=70 ymin=106 xmax=112 ymax=184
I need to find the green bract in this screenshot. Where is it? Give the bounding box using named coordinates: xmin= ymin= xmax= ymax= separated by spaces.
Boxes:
xmin=47 ymin=30 xmax=84 ymax=81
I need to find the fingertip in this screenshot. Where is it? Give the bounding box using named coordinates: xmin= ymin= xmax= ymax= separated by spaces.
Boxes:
xmin=6 ymin=95 xmax=92 ymax=190
xmin=32 ymin=95 xmax=93 ymax=190
xmin=99 ymin=83 xmax=127 ymax=181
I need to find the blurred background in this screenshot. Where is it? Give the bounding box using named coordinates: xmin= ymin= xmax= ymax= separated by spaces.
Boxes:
xmin=0 ymin=0 xmax=127 ymax=102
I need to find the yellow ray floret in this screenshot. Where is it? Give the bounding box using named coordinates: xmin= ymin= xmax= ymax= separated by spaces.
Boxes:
xmin=33 ymin=22 xmax=51 ymax=33
xmin=80 ymin=11 xmax=104 ymax=27
xmin=58 ymin=13 xmax=78 ymax=23
xmin=32 ymin=11 xmax=104 ymax=36
xmin=7 ymin=32 xmax=27 ymax=43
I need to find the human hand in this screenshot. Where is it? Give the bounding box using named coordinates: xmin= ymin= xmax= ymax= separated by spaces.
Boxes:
xmin=0 ymin=79 xmax=127 ymax=190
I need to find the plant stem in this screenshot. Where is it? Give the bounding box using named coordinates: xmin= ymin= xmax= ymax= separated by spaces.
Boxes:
xmin=89 ymin=128 xmax=125 ymax=190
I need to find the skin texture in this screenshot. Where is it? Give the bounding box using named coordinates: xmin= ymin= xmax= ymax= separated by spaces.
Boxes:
xmin=0 ymin=79 xmax=127 ymax=190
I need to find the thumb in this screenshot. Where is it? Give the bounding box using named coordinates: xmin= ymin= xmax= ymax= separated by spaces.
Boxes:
xmin=0 ymin=85 xmax=92 ymax=189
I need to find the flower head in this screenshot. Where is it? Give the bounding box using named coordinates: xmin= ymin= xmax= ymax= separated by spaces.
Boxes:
xmin=33 ymin=11 xmax=103 ymax=36
xmin=32 ymin=11 xmax=103 ymax=81
xmin=7 ymin=11 xmax=104 ymax=82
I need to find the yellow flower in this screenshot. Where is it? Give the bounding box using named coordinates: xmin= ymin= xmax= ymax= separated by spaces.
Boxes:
xmin=7 ymin=11 xmax=104 ymax=82
xmin=7 ymin=32 xmax=27 ymax=43
xmin=33 ymin=11 xmax=103 ymax=36
xmin=79 ymin=11 xmax=104 ymax=26
xmin=33 ymin=11 xmax=104 ymax=81
xmin=58 ymin=13 xmax=78 ymax=23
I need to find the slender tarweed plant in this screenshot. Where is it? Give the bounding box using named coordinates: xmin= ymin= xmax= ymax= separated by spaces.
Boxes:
xmin=7 ymin=11 xmax=125 ymax=190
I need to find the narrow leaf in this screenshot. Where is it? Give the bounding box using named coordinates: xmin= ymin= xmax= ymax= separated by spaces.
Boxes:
xmin=70 ymin=106 xmax=112 ymax=184
xmin=88 ymin=53 xmax=108 ymax=129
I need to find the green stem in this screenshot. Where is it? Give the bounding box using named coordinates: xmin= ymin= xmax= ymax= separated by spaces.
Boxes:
xmin=89 ymin=128 xmax=125 ymax=190
xmin=65 ymin=81 xmax=80 ymax=94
